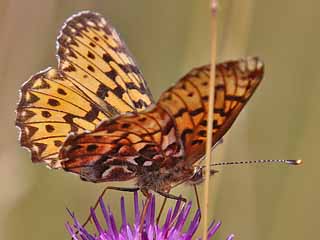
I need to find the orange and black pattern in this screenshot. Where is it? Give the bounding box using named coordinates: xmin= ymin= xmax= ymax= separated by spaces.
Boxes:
xmin=59 ymin=106 xmax=184 ymax=183
xmin=16 ymin=11 xmax=264 ymax=190
xmin=16 ymin=11 xmax=154 ymax=165
xmin=158 ymin=58 xmax=264 ymax=163
xmin=16 ymin=68 xmax=107 ymax=163
xmin=58 ymin=12 xmax=154 ymax=114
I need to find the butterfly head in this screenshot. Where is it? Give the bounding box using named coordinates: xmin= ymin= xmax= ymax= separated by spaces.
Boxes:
xmin=188 ymin=166 xmax=218 ymax=185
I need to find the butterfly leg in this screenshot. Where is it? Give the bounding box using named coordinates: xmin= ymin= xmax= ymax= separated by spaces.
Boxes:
xmin=193 ymin=184 xmax=201 ymax=219
xmin=156 ymin=190 xmax=187 ymax=202
xmin=82 ymin=186 xmax=139 ymax=228
xmin=157 ymin=190 xmax=187 ymax=222
xmin=156 ymin=190 xmax=190 ymax=230
xmin=155 ymin=189 xmax=188 ymax=224
xmin=156 ymin=196 xmax=168 ymax=224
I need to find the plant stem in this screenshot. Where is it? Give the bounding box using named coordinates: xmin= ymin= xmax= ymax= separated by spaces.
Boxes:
xmin=202 ymin=1 xmax=217 ymax=239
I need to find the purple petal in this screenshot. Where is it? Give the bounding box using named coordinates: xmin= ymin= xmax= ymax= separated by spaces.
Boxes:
xmin=171 ymin=198 xmax=182 ymax=221
xmin=66 ymin=209 xmax=91 ymax=238
xmin=120 ymin=196 xmax=127 ymax=227
xmin=66 ymin=223 xmax=78 ymax=240
xmin=150 ymin=196 xmax=155 ymax=226
xmin=134 ymin=191 xmax=140 ymax=225
xmin=145 ymin=196 xmax=155 ymax=227
xmin=141 ymin=231 xmax=148 ymax=240
xmin=90 ymin=207 xmax=104 ymax=234
xmin=161 ymin=207 xmax=172 ymax=235
xmin=99 ymin=198 xmax=110 ymax=232
xmin=70 ymin=217 xmax=95 ymax=240
xmin=147 ymin=223 xmax=155 ymax=239
xmin=186 ymin=209 xmax=201 ymax=237
xmin=175 ymin=202 xmax=192 ymax=232
xmin=109 ymin=213 xmax=119 ymax=238
xmin=125 ymin=225 xmax=134 ymax=240
xmin=145 ymin=198 xmax=152 ymax=227
xmin=207 ymin=221 xmax=222 ymax=239
xmin=226 ymin=234 xmax=235 ymax=240
xmin=66 ymin=192 xmax=233 ymax=240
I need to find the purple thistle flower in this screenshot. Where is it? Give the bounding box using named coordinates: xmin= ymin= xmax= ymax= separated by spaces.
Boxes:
xmin=66 ymin=192 xmax=234 ymax=240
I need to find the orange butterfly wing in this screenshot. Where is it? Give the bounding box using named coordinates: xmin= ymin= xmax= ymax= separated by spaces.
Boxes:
xmin=16 ymin=11 xmax=154 ymax=165
xmin=59 ymin=106 xmax=183 ymax=183
xmin=59 ymin=57 xmax=263 ymax=188
xmin=58 ymin=11 xmax=154 ymax=113
xmin=158 ymin=57 xmax=264 ymax=163
xmin=16 ymin=11 xmax=264 ymax=189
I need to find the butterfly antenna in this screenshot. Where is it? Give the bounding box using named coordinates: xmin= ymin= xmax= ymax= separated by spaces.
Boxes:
xmin=210 ymin=159 xmax=303 ymax=167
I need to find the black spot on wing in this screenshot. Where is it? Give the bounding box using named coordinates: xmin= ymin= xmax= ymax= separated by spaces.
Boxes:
xmin=87 ymin=65 xmax=95 ymax=72
xmin=121 ymin=123 xmax=130 ymax=129
xmin=214 ymin=108 xmax=226 ymax=116
xmin=200 ymin=120 xmax=207 ymax=127
xmin=225 ymin=95 xmax=246 ymax=102
xmin=102 ymin=53 xmax=113 ymax=63
xmin=105 ymin=69 xmax=117 ymax=79
xmin=162 ymin=119 xmax=174 ymax=135
xmin=87 ymin=144 xmax=98 ymax=152
xmin=84 ymin=106 xmax=99 ymax=121
xmin=45 ymin=124 xmax=55 ymax=133
xmin=54 ymin=140 xmax=63 ymax=147
xmin=113 ymin=86 xmax=125 ymax=98
xmin=198 ymin=130 xmax=206 ymax=137
xmin=133 ymin=99 xmax=147 ymax=109
xmin=87 ymin=51 xmax=95 ymax=59
xmin=190 ymin=108 xmax=204 ymax=116
xmin=125 ymin=82 xmax=135 ymax=89
xmin=201 ymin=96 xmax=209 ymax=101
xmin=138 ymin=117 xmax=147 ymax=122
xmin=41 ymin=111 xmax=51 ymax=118
xmin=181 ymin=128 xmax=193 ymax=144
xmin=97 ymin=84 xmax=108 ymax=98
xmin=21 ymin=92 xmax=39 ymax=105
xmin=63 ymin=64 xmax=76 ymax=72
xmin=173 ymin=108 xmax=187 ymax=118
xmin=48 ymin=99 xmax=60 ymax=106
xmin=57 ymin=88 xmax=67 ymax=95
xmin=119 ymin=64 xmax=140 ymax=74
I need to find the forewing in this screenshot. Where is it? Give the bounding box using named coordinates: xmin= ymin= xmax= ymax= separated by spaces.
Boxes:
xmin=57 ymin=11 xmax=154 ymax=115
xmin=158 ymin=57 xmax=264 ymax=162
xmin=16 ymin=11 xmax=155 ymax=165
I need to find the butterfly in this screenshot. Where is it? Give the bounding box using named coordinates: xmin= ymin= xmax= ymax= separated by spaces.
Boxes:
xmin=16 ymin=11 xmax=263 ymax=198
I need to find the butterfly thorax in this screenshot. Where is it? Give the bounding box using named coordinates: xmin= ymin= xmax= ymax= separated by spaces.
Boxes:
xmin=136 ymin=159 xmax=194 ymax=192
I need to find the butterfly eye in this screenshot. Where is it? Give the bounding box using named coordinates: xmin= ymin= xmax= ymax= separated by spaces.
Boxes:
xmin=188 ymin=167 xmax=219 ymax=185
xmin=188 ymin=166 xmax=203 ymax=185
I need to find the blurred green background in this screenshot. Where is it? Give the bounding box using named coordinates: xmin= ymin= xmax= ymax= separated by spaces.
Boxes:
xmin=1 ymin=0 xmax=319 ymax=239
